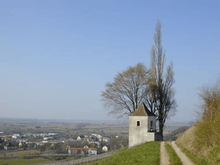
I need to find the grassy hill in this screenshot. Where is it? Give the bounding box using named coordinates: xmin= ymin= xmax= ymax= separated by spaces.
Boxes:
xmin=86 ymin=141 xmax=161 ymax=165
xmin=176 ymin=124 xmax=220 ymax=165
xmin=176 ymin=79 xmax=220 ymax=165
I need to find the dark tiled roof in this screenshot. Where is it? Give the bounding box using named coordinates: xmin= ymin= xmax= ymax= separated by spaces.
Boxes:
xmin=79 ymin=135 xmax=85 ymax=138
xmin=130 ymin=103 xmax=156 ymax=116
xmin=6 ymin=143 xmax=14 ymax=147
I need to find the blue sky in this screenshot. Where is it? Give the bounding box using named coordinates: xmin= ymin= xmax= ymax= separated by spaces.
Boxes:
xmin=0 ymin=0 xmax=219 ymax=122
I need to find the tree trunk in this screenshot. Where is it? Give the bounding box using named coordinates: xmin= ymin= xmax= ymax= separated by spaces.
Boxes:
xmin=159 ymin=120 xmax=164 ymax=141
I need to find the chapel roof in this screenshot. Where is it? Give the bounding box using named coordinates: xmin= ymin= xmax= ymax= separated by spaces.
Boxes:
xmin=130 ymin=103 xmax=156 ymax=116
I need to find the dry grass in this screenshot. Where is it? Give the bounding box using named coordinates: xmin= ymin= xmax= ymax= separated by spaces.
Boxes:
xmin=176 ymin=142 xmax=209 ymax=165
xmin=176 ymin=111 xmax=220 ymax=164
xmin=176 ymin=126 xmax=196 ymax=151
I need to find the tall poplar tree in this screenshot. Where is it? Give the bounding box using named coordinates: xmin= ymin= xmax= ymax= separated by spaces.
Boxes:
xmin=146 ymin=19 xmax=177 ymax=138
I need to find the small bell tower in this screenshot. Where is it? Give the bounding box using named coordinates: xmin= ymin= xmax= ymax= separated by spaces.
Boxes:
xmin=128 ymin=103 xmax=157 ymax=148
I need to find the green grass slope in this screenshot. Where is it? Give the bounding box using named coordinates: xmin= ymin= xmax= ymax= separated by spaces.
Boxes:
xmin=86 ymin=141 xmax=161 ymax=165
xmin=165 ymin=142 xmax=182 ymax=165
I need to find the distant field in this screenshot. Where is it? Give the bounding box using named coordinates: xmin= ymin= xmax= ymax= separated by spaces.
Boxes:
xmin=86 ymin=141 xmax=161 ymax=165
xmin=0 ymin=150 xmax=40 ymax=158
xmin=0 ymin=119 xmax=129 ymax=135
xmin=0 ymin=159 xmax=49 ymax=165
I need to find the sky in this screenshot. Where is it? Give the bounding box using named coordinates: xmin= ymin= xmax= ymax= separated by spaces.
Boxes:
xmin=0 ymin=0 xmax=219 ymax=123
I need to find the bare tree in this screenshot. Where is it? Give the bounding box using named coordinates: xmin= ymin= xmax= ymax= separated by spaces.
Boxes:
xmin=145 ymin=19 xmax=177 ymax=137
xmin=101 ymin=20 xmax=176 ymax=138
xmin=101 ymin=63 xmax=148 ymax=119
xmin=198 ymin=78 xmax=220 ymax=122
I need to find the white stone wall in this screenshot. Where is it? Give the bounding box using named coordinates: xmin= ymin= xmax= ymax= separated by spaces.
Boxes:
xmin=146 ymin=132 xmax=155 ymax=141
xmin=129 ymin=116 xmax=149 ymax=148
xmin=102 ymin=146 xmax=108 ymax=151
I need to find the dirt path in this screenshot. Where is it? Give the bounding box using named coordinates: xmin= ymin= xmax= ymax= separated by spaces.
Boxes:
xmin=160 ymin=141 xmax=170 ymax=165
xmin=171 ymin=141 xmax=195 ymax=165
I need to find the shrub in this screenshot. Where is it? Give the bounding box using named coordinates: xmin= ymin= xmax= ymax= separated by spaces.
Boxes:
xmin=194 ymin=80 xmax=220 ymax=153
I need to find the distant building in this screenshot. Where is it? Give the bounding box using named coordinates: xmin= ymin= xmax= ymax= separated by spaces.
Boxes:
xmin=35 ymin=142 xmax=44 ymax=146
xmin=101 ymin=137 xmax=109 ymax=142
xmin=12 ymin=134 xmax=21 ymax=139
xmin=4 ymin=143 xmax=14 ymax=150
xmin=102 ymin=146 xmax=108 ymax=152
xmin=84 ymin=145 xmax=89 ymax=148
xmin=129 ymin=103 xmax=162 ymax=148
xmin=77 ymin=136 xmax=82 ymax=141
xmin=19 ymin=142 xmax=23 ymax=148
xmin=68 ymin=148 xmax=97 ymax=155
xmin=77 ymin=135 xmax=85 ymax=141
xmin=43 ymin=137 xmax=53 ymax=141
xmin=90 ymin=148 xmax=97 ymax=155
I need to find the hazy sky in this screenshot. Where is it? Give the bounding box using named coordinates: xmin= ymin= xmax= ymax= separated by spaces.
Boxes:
xmin=0 ymin=0 xmax=219 ymax=122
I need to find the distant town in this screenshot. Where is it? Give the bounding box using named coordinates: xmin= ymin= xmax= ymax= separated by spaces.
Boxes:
xmin=0 ymin=117 xmax=191 ymax=161
xmin=0 ymin=118 xmax=129 ymax=160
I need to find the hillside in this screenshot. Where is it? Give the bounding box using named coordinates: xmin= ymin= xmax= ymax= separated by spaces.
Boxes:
xmin=86 ymin=141 xmax=161 ymax=165
xmin=176 ymin=126 xmax=197 ymax=150
xmin=176 ymin=124 xmax=220 ymax=165
xmin=164 ymin=125 xmax=191 ymax=141
xmin=176 ymin=80 xmax=220 ymax=165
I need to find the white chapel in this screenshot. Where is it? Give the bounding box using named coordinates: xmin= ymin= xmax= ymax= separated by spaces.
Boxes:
xmin=129 ymin=103 xmax=162 ymax=148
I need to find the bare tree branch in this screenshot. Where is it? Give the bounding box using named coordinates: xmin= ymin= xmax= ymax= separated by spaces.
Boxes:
xmin=101 ymin=63 xmax=148 ymax=119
